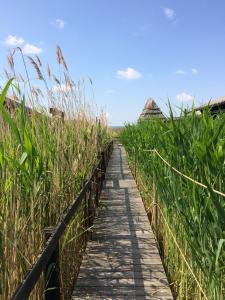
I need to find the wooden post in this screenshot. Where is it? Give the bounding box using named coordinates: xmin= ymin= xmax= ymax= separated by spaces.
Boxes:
xmin=44 ymin=227 xmax=61 ymax=300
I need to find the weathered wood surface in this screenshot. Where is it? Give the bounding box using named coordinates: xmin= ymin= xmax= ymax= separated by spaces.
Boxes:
xmin=72 ymin=144 xmax=173 ymax=300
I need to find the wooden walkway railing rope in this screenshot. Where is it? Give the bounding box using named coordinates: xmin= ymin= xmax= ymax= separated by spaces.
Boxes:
xmin=131 ymin=147 xmax=211 ymax=300
xmin=143 ymin=148 xmax=225 ymax=198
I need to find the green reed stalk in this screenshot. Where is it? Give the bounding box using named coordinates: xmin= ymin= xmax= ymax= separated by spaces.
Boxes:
xmin=121 ymin=108 xmax=225 ymax=299
xmin=0 ymin=47 xmax=110 ymax=299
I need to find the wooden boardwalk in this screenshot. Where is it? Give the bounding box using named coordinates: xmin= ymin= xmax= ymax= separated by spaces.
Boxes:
xmin=72 ymin=144 xmax=173 ymax=300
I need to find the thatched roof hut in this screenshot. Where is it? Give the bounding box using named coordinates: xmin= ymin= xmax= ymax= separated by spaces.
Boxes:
xmin=49 ymin=107 xmax=65 ymax=120
xmin=139 ymin=98 xmax=165 ymax=121
xmin=3 ymin=96 xmax=32 ymax=115
xmin=195 ymin=96 xmax=225 ymax=115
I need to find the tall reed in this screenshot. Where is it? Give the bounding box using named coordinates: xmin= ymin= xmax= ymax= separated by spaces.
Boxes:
xmin=0 ymin=47 xmax=110 ymax=299
xmin=121 ymin=108 xmax=225 ymax=299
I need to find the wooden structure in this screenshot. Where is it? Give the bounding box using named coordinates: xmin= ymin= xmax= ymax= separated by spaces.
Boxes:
xmin=11 ymin=142 xmax=113 ymax=300
xmin=49 ymin=107 xmax=65 ymax=120
xmin=1 ymin=96 xmax=65 ymax=119
xmin=195 ymin=96 xmax=225 ymax=115
xmin=72 ymin=144 xmax=173 ymax=299
xmin=3 ymin=96 xmax=32 ymax=115
xmin=139 ymin=98 xmax=165 ymax=121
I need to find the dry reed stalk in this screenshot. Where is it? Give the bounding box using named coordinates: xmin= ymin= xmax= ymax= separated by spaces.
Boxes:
xmin=0 ymin=46 xmax=110 ymax=299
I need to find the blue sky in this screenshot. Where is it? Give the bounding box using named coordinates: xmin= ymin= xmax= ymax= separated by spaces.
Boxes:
xmin=1 ymin=0 xmax=225 ymax=125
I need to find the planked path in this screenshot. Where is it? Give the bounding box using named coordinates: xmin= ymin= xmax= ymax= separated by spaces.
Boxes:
xmin=72 ymin=144 xmax=173 ymax=300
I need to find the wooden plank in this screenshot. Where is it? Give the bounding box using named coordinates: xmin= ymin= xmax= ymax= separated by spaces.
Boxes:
xmin=72 ymin=144 xmax=173 ymax=299
xmin=93 ymin=226 xmax=152 ymax=233
xmin=74 ymin=264 xmax=167 ymax=273
xmin=82 ymin=252 xmax=160 ymax=260
xmin=77 ymin=269 xmax=168 ymax=280
xmin=72 ymin=286 xmax=173 ymax=299
xmin=75 ymin=278 xmax=170 ymax=288
xmin=86 ymin=246 xmax=159 ymax=254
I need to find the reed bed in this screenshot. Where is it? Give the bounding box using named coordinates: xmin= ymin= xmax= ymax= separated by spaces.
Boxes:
xmin=121 ymin=108 xmax=225 ymax=299
xmin=0 ymin=47 xmax=110 ymax=299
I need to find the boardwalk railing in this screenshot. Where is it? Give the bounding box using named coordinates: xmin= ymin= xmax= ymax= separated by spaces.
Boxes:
xmin=12 ymin=141 xmax=114 ymax=300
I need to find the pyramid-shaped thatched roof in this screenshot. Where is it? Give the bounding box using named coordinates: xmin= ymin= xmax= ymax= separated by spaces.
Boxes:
xmin=139 ymin=98 xmax=165 ymax=121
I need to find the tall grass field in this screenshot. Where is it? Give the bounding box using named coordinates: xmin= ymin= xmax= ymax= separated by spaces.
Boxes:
xmin=121 ymin=109 xmax=225 ymax=300
xmin=0 ymin=47 xmax=110 ymax=299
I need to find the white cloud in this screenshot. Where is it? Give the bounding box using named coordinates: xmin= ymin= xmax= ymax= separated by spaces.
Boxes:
xmin=22 ymin=44 xmax=42 ymax=55
xmin=163 ymin=7 xmax=175 ymax=20
xmin=5 ymin=35 xmax=24 ymax=46
xmin=191 ymin=68 xmax=199 ymax=74
xmin=4 ymin=35 xmax=43 ymax=55
xmin=52 ymin=84 xmax=75 ymax=93
xmin=117 ymin=67 xmax=142 ymax=80
xmin=176 ymin=92 xmax=194 ymax=102
xmin=55 ymin=18 xmax=66 ymax=29
xmin=105 ymin=89 xmax=114 ymax=93
xmin=176 ymin=69 xmax=187 ymax=75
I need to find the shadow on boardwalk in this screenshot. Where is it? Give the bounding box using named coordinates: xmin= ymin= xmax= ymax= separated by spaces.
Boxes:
xmin=72 ymin=144 xmax=173 ymax=300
